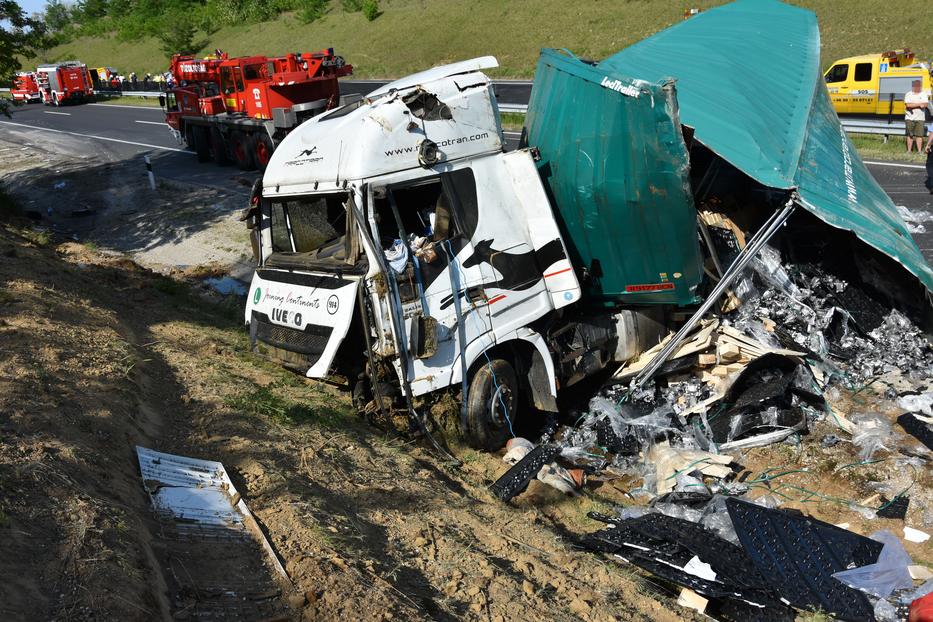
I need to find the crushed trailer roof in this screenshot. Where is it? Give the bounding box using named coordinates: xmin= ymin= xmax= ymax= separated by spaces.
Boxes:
xmin=601 ymin=0 xmax=933 ymax=291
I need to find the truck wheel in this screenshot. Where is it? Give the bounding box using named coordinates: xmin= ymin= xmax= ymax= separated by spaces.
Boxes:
xmin=210 ymin=127 xmax=229 ymax=166
xmin=465 ymin=358 xmax=518 ymax=451
xmin=231 ymin=132 xmax=256 ymax=170
xmin=254 ymin=134 xmax=274 ymax=171
xmin=52 ymin=93 xmax=59 ymax=107
xmin=193 ymin=126 xmax=211 ymax=162
xmin=183 ymin=125 xmax=195 ymax=150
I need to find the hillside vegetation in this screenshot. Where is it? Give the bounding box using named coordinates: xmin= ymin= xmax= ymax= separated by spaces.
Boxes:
xmin=29 ymin=0 xmax=933 ymax=79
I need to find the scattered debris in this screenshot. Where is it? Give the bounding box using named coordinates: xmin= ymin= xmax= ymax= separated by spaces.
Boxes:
xmin=725 ymin=498 xmax=883 ymax=621
xmin=136 ymin=446 xmax=291 ymax=618
xmin=904 ymin=526 xmax=931 ymax=544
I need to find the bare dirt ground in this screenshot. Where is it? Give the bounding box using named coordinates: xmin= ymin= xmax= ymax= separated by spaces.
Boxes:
xmin=0 ymin=142 xmax=695 ymax=621
xmin=1 ymin=140 xmax=931 ymax=622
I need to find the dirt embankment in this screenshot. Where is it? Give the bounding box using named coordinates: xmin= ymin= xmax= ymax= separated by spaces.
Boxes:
xmin=0 ymin=214 xmax=695 ymax=620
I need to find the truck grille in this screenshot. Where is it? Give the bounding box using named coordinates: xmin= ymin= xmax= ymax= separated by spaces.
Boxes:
xmin=251 ymin=312 xmax=332 ymax=363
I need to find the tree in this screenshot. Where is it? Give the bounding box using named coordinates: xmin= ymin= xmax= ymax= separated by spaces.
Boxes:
xmin=42 ymin=0 xmax=70 ymax=32
xmin=158 ymin=13 xmax=206 ymax=59
xmin=0 ymin=1 xmax=48 ymax=116
xmin=362 ymin=0 xmax=379 ymax=21
xmin=74 ymin=0 xmax=107 ymax=20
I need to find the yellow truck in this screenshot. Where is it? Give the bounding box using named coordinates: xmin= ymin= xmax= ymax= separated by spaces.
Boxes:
xmin=824 ymin=49 xmax=931 ymax=115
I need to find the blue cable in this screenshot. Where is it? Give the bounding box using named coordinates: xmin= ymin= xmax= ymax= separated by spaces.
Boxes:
xmin=444 ymin=240 xmax=516 ymax=439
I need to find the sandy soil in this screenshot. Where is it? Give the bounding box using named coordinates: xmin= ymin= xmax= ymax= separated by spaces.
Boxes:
xmin=1 ymin=140 xmax=931 ymax=622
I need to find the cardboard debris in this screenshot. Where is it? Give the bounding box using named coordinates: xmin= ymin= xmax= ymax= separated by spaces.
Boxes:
xmin=647 ymin=442 xmax=733 ymax=495
xmin=613 ymin=319 xmax=804 ymax=383
xmin=676 ymin=588 xmax=709 ymax=614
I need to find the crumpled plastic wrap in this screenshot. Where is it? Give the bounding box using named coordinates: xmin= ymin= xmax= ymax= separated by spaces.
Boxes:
xmin=831 ymin=530 xmax=913 ymax=598
xmin=849 ymin=412 xmax=895 ymax=460
xmin=898 ymin=393 xmax=933 ymax=417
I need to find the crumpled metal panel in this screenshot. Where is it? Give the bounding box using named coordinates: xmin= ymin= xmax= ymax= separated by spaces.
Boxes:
xmin=599 ymin=0 xmax=933 ymax=291
xmin=137 ymin=446 xmax=249 ymax=539
xmin=525 ymin=49 xmax=703 ymax=306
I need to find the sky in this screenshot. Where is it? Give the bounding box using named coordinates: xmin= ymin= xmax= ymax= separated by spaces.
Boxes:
xmin=18 ymin=0 xmax=50 ymax=17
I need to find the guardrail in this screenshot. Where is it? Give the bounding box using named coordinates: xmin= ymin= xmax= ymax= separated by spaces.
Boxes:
xmin=98 ymin=91 xmax=164 ymax=99
xmin=840 ymin=118 xmax=908 ymax=136
xmin=4 ymin=86 xmax=922 ymax=138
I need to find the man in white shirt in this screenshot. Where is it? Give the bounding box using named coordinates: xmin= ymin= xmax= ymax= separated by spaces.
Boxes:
xmin=904 ymin=79 xmax=930 ymax=153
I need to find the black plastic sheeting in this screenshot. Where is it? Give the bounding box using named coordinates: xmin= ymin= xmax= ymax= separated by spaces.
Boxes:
xmin=704 ymin=353 xmax=820 ymax=444
xmin=876 ymin=495 xmax=910 ymax=520
xmin=725 ymin=498 xmax=883 ymax=621
xmin=581 ymin=513 xmax=795 ymax=622
xmin=898 ymin=413 xmax=933 ymax=451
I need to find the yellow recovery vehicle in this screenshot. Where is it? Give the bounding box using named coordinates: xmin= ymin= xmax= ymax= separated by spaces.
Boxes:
xmin=824 ymin=49 xmax=931 ymax=116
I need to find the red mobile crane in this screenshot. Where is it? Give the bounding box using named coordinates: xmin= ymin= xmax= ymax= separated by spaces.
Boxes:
xmin=162 ymin=49 xmax=353 ymax=171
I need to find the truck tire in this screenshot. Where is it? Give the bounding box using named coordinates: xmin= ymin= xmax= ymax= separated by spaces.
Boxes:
xmin=465 ymin=358 xmax=518 ymax=451
xmin=231 ymin=132 xmax=255 ymax=170
xmin=254 ymin=134 xmax=274 ymax=172
xmin=193 ymin=126 xmax=210 ymax=162
xmin=210 ymin=127 xmax=229 ymax=166
xmin=183 ymin=125 xmax=195 ymax=151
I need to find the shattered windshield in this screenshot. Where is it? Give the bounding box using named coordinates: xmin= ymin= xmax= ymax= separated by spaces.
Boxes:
xmin=267 ymin=192 xmax=362 ymax=269
xmin=270 ymin=193 xmax=348 ymax=253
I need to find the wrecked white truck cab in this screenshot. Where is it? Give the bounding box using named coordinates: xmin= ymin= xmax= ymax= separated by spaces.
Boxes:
xmin=245 ymin=56 xmax=676 ymax=449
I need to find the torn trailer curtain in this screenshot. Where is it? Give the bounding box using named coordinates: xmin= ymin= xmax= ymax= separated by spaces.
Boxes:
xmin=598 ymin=0 xmax=933 ymax=292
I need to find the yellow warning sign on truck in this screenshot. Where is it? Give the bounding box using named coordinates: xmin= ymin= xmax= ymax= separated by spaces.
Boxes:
xmin=824 ymin=49 xmax=931 ymax=115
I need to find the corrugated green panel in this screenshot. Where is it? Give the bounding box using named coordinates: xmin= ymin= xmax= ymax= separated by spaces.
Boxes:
xmin=796 ymin=85 xmax=933 ymax=289
xmin=600 ymin=0 xmax=933 ymax=291
xmin=525 ymin=49 xmax=703 ymax=306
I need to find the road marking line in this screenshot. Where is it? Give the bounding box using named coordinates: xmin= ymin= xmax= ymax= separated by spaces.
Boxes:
xmin=0 ymin=120 xmax=191 ymax=154
xmin=89 ymin=103 xmax=162 ymax=110
xmin=43 ymin=111 xmax=71 ymax=116
xmin=864 ymin=160 xmax=926 ymax=170
xmin=135 ymin=120 xmax=166 ymax=126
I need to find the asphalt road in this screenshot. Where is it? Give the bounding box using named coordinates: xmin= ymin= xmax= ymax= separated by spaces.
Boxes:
xmin=1 ymin=99 xmax=930 ymax=264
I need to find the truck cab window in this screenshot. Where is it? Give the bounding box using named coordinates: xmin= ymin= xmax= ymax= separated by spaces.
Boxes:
xmin=371 ymin=169 xmax=477 ymax=296
xmin=244 ymin=63 xmax=265 ymax=81
xmin=825 ymin=64 xmax=848 ymax=83
xmin=854 ymin=63 xmax=872 ymax=82
xmin=233 ymin=67 xmax=245 ymax=92
xmin=220 ymin=66 xmax=235 ymax=95
xmin=265 ymin=193 xmax=361 ymax=269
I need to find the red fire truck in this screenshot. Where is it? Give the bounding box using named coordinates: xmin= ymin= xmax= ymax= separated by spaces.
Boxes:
xmin=11 ymin=72 xmax=41 ymax=103
xmin=162 ymin=49 xmax=353 ymax=171
xmin=36 ymin=61 xmax=95 ymax=106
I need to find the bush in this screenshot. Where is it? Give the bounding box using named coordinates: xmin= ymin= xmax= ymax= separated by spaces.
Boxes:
xmin=341 ymin=0 xmax=363 ymax=12
xmin=298 ymin=0 xmax=329 ymax=24
xmin=362 ymin=0 xmax=379 ymax=21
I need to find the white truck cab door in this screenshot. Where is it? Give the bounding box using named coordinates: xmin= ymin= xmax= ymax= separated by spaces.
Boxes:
xmin=366 ymin=168 xmax=496 ymax=395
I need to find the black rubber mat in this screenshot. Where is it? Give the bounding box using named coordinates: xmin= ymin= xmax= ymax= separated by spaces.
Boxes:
xmin=489 ymin=444 xmax=561 ymax=501
xmin=876 ymin=495 xmax=910 ymax=520
xmin=581 ymin=513 xmax=794 ymax=618
xmin=725 ymin=498 xmax=882 ymax=621
xmin=898 ymin=413 xmax=933 ymax=451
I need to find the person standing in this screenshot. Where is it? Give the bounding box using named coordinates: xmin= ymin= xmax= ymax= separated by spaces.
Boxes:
xmin=904 ymin=79 xmax=930 ymax=153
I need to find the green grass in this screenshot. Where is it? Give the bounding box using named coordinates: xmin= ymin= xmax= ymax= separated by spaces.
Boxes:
xmin=93 ymin=95 xmax=160 ymax=107
xmin=849 ymin=134 xmax=931 ymax=163
xmin=224 ymin=384 xmax=348 ymax=428
xmin=29 ymin=1 xmax=933 ymax=78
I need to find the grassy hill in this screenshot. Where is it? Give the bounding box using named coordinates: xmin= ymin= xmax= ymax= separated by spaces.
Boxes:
xmin=31 ymin=0 xmax=933 ymax=78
